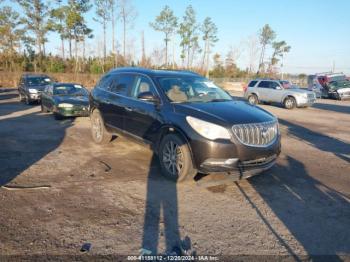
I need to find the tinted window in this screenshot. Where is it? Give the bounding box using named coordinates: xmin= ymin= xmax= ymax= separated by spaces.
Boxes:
xmin=257 ymin=81 xmax=270 ymax=88
xmin=109 ymin=74 xmax=135 ymax=95
xmin=248 ymin=80 xmax=257 ymax=87
xmin=98 ymin=74 xmax=112 ymax=90
xmin=270 ymin=82 xmax=281 ymax=89
xmin=130 ymin=76 xmax=157 ymax=99
xmin=53 ymin=84 xmax=88 ymax=96
xmin=26 ymin=76 xmax=52 ymax=86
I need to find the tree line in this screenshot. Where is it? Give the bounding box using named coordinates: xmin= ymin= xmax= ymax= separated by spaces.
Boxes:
xmin=0 ymin=0 xmax=291 ymax=78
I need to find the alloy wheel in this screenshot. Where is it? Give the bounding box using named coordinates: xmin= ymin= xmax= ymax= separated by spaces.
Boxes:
xmin=162 ymin=140 xmax=184 ymax=177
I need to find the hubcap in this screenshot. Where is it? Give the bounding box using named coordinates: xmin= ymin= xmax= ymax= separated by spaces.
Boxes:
xmin=249 ymin=96 xmax=256 ymax=104
xmin=286 ymin=99 xmax=293 ymax=108
xmin=162 ymin=140 xmax=184 ymax=177
xmin=92 ymin=114 xmax=102 ymax=141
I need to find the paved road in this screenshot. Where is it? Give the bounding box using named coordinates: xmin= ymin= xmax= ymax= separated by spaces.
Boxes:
xmin=0 ymin=89 xmax=349 ymax=259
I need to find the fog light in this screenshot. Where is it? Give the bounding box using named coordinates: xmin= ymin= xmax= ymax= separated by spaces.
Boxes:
xmin=203 ymin=158 xmax=238 ymax=166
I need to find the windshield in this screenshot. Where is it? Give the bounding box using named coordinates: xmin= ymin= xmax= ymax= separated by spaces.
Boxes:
xmin=157 ymin=76 xmax=232 ymax=103
xmin=53 ymin=84 xmax=88 ymax=96
xmin=27 ymin=77 xmax=52 ymax=86
xmin=328 ymin=80 xmax=350 ymax=90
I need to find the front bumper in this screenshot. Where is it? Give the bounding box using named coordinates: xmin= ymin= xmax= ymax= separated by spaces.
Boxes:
xmin=28 ymin=93 xmax=41 ymax=101
xmin=296 ymin=97 xmax=316 ymax=107
xmin=189 ymin=134 xmax=281 ymax=176
xmin=56 ymin=106 xmax=90 ymax=117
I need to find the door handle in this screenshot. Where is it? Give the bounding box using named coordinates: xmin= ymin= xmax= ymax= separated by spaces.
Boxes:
xmin=125 ymin=107 xmax=133 ymax=112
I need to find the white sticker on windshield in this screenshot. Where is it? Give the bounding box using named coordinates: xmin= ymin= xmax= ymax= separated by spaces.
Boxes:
xmin=204 ymin=81 xmax=217 ymax=88
xmin=44 ymin=78 xmax=51 ymax=82
xmin=74 ymin=85 xmax=82 ymax=88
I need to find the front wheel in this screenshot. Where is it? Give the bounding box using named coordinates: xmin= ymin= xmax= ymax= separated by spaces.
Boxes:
xmin=41 ymin=103 xmax=49 ymax=113
xmin=284 ymin=97 xmax=296 ymax=109
xmin=248 ymin=94 xmax=258 ymax=105
xmin=159 ymin=134 xmax=197 ymax=182
xmin=90 ymin=109 xmax=113 ymax=144
xmin=25 ymin=95 xmax=31 ymax=105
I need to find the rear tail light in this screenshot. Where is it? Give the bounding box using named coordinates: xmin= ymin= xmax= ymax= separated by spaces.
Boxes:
xmin=243 ymin=84 xmax=248 ymax=93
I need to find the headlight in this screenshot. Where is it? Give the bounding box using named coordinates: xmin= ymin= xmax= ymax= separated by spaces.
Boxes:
xmin=28 ymin=88 xmax=38 ymax=94
xmin=58 ymin=103 xmax=73 ymax=108
xmin=186 ymin=116 xmax=231 ymax=140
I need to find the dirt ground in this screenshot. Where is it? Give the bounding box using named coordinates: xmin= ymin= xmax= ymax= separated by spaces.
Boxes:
xmin=0 ymin=89 xmax=349 ymax=260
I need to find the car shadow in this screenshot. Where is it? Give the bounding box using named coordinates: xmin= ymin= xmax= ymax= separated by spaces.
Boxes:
xmin=141 ymin=154 xmax=193 ymax=255
xmin=279 ymin=119 xmax=350 ymax=163
xmin=246 ymin=156 xmax=350 ymax=259
xmin=312 ymin=102 xmax=350 ymax=114
xmin=0 ymin=91 xmax=71 ymax=186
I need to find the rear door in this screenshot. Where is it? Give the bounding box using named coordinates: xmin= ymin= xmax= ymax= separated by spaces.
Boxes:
xmin=123 ymin=75 xmax=162 ymax=142
xmin=256 ymin=81 xmax=270 ymax=101
xmin=104 ymin=73 xmax=136 ymax=132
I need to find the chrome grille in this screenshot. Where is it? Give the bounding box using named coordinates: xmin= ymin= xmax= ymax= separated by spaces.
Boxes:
xmin=232 ymin=121 xmax=278 ymax=147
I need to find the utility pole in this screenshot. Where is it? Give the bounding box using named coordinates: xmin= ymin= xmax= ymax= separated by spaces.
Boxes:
xmin=332 ymin=60 xmax=335 ymax=73
xmin=172 ymin=36 xmax=175 ymax=69
xmin=141 ymin=31 xmax=146 ymax=65
xmin=281 ymin=53 xmax=284 ymax=80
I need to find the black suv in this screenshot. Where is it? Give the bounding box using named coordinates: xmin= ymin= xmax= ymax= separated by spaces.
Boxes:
xmin=18 ymin=74 xmax=53 ymax=104
xmin=90 ymin=68 xmax=281 ymax=182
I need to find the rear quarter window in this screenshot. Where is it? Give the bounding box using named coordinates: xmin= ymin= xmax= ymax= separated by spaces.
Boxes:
xmin=248 ymin=80 xmax=258 ymax=87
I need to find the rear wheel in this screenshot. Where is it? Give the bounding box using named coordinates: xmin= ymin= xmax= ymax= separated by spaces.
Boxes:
xmin=159 ymin=134 xmax=196 ymax=182
xmin=90 ymin=109 xmax=113 ymax=144
xmin=284 ymin=96 xmax=296 ymax=109
xmin=18 ymin=93 xmax=23 ymax=102
xmin=248 ymin=94 xmax=258 ymax=105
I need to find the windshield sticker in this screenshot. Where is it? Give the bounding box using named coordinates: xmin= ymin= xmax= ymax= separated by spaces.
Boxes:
xmin=74 ymin=85 xmax=82 ymax=88
xmin=204 ymin=81 xmax=217 ymax=88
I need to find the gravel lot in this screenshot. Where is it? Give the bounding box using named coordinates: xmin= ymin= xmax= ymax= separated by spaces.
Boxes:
xmin=0 ymin=89 xmax=349 ymax=260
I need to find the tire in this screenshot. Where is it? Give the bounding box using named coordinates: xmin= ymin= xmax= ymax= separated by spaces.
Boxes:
xmin=90 ymin=109 xmax=113 ymax=144
xmin=284 ymin=96 xmax=296 ymax=109
xmin=159 ymin=134 xmax=197 ymax=182
xmin=18 ymin=93 xmax=23 ymax=102
xmin=25 ymin=95 xmax=31 ymax=105
xmin=248 ymin=94 xmax=258 ymax=105
xmin=54 ymin=113 xmax=63 ymax=120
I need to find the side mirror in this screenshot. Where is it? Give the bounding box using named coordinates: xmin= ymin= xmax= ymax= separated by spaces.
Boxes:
xmin=137 ymin=91 xmax=160 ymax=104
xmin=275 ymin=86 xmax=282 ymax=90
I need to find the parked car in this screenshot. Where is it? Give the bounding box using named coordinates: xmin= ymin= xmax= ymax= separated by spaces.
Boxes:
xmin=307 ymin=72 xmax=348 ymax=99
xmin=244 ymin=79 xmax=316 ymax=109
xmin=18 ymin=74 xmax=53 ymax=104
xmin=326 ymin=80 xmax=350 ymax=100
xmin=41 ymin=83 xmax=90 ymax=120
xmin=89 ymin=68 xmax=281 ymax=182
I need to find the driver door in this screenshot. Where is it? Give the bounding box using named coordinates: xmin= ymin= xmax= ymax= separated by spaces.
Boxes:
xmin=123 ymin=75 xmax=161 ymax=143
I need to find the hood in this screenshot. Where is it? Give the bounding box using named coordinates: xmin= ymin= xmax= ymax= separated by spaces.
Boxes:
xmin=173 ymin=101 xmax=276 ymax=126
xmin=287 ymin=88 xmax=314 ymax=95
xmin=54 ymin=95 xmax=89 ymax=105
xmin=336 ymin=87 xmax=350 ymax=94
